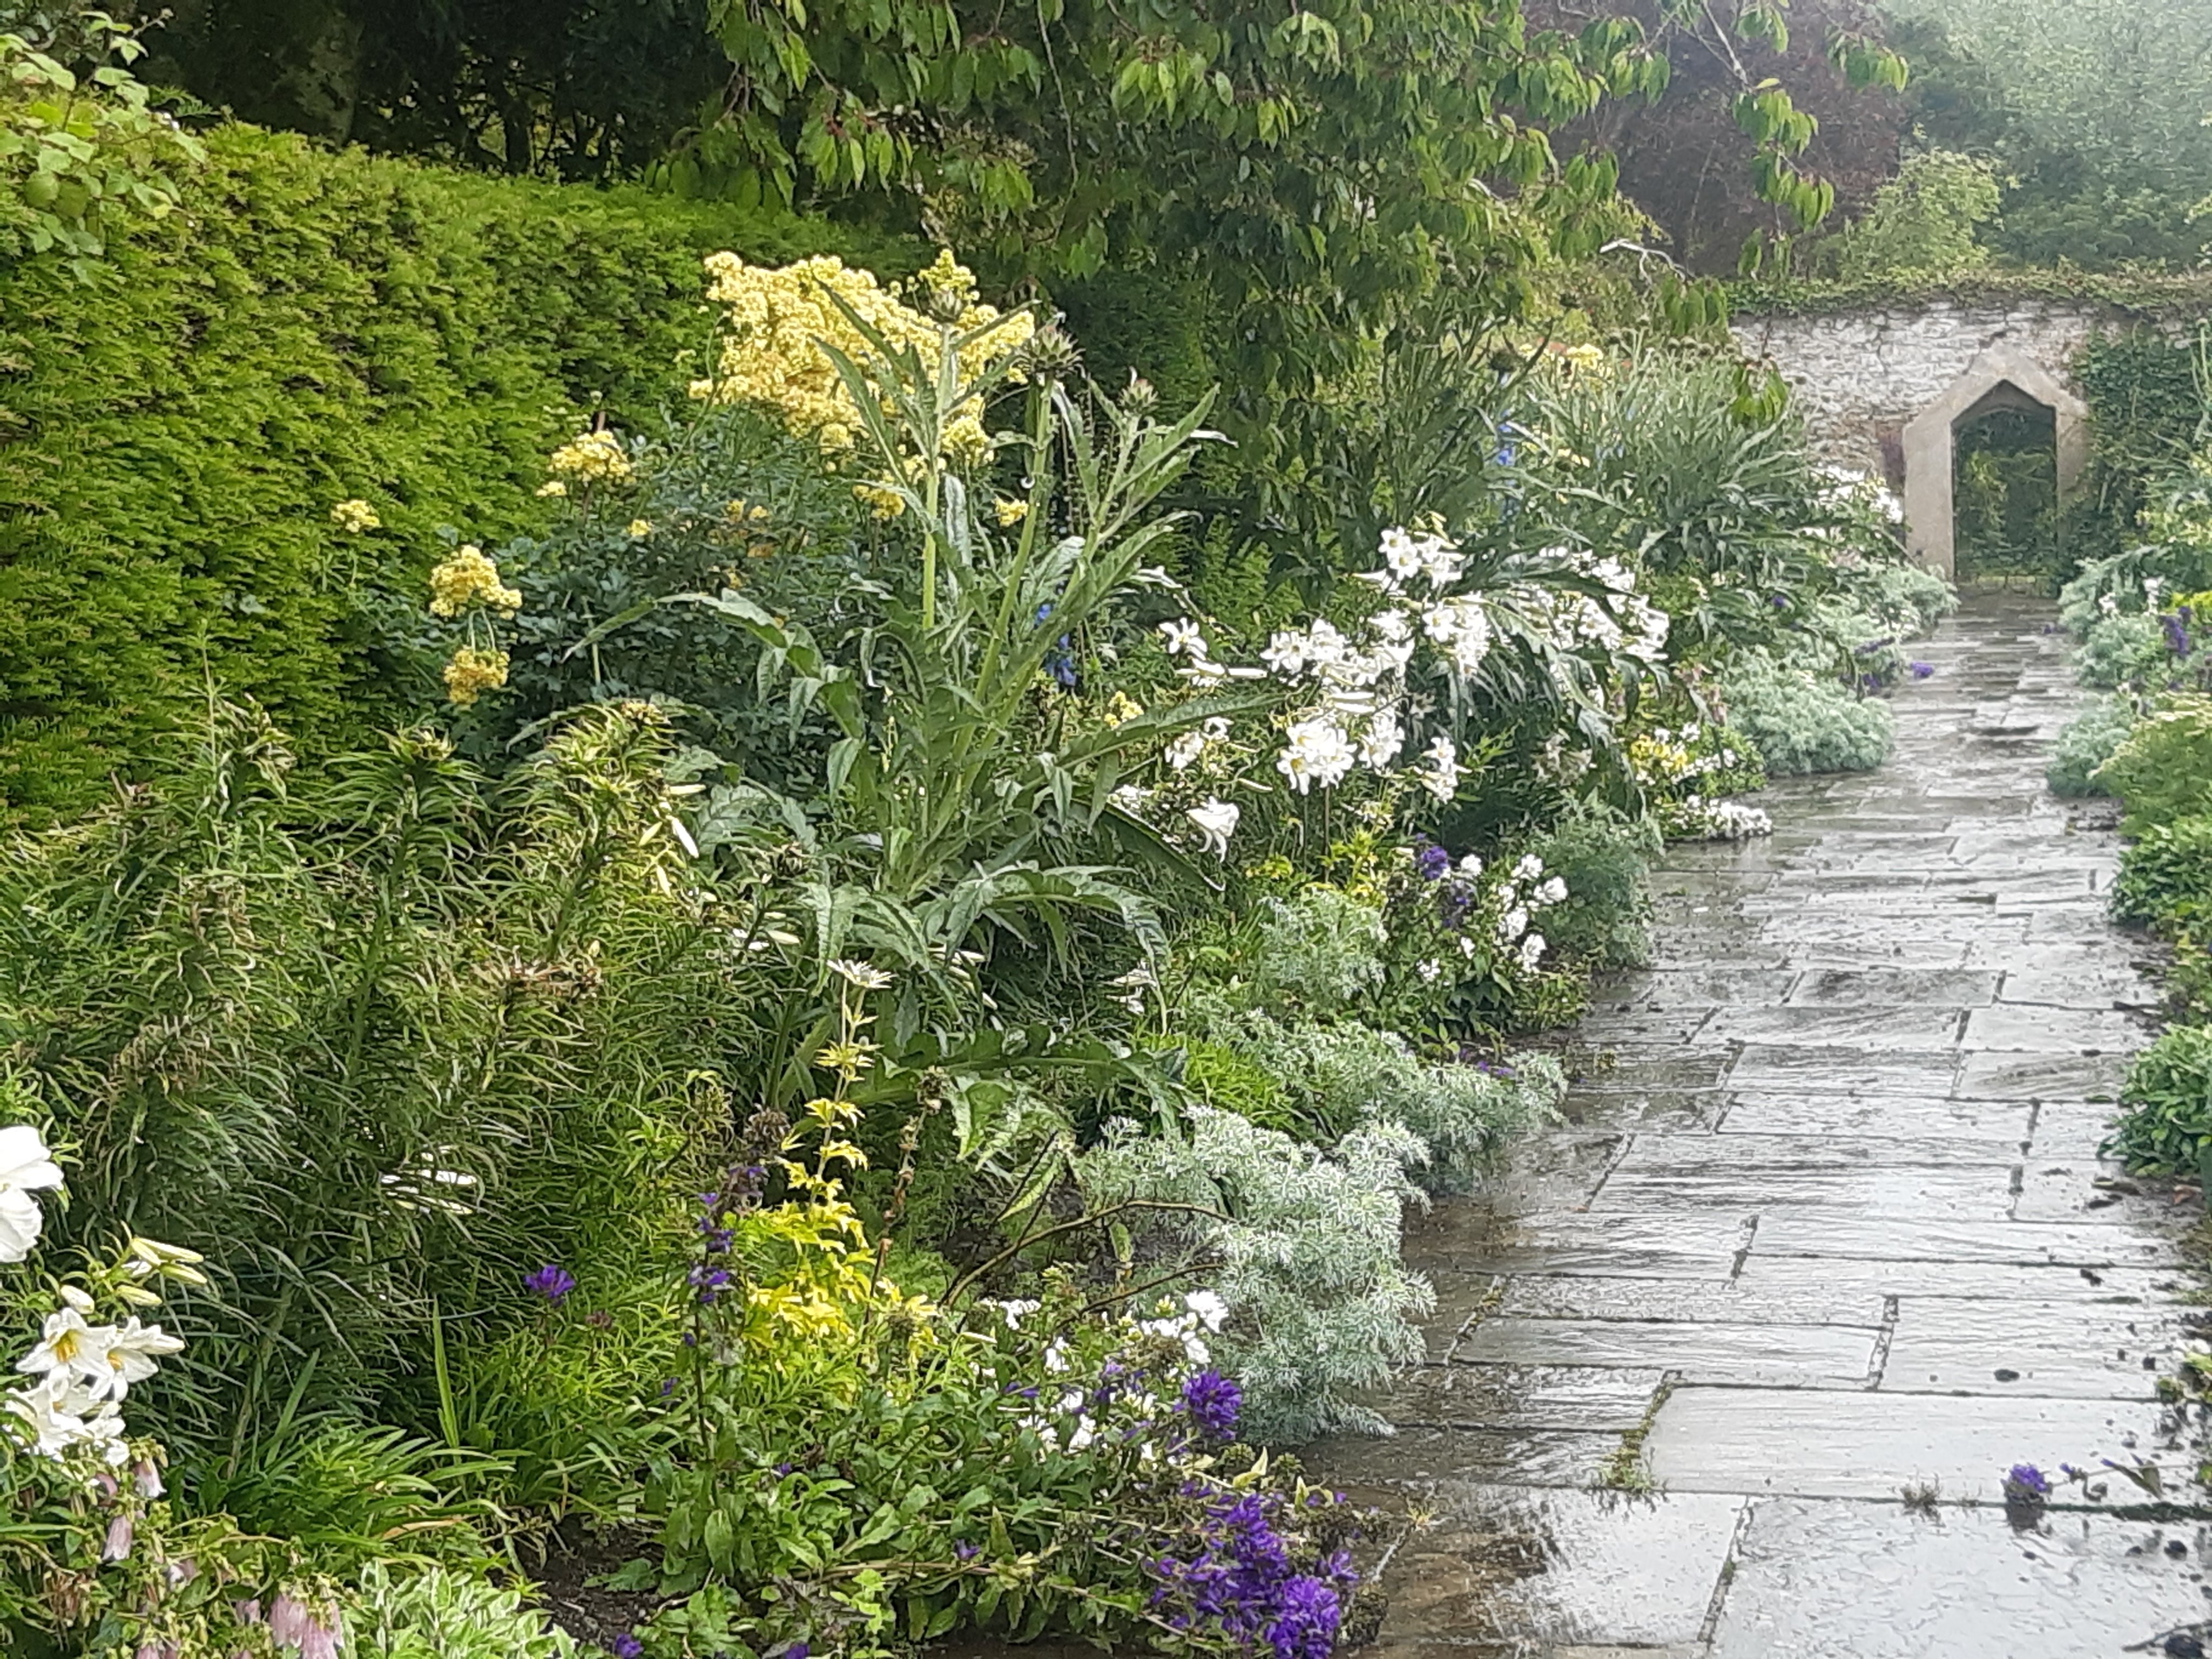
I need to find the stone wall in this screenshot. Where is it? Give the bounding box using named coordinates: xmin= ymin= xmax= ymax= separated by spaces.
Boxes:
xmin=1729 ymin=300 xmax=2115 ymax=485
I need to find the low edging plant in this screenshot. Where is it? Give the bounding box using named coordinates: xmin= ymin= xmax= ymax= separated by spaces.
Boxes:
xmin=2103 ymin=1026 xmax=2212 ymax=1176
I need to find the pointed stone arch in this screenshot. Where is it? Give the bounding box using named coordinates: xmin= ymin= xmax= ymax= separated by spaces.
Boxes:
xmin=1899 ymin=343 xmax=2088 ymax=580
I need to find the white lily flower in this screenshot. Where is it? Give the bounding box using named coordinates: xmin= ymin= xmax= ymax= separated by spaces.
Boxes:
xmin=1513 ymin=854 xmax=1545 ymax=882
xmin=0 ymin=1125 xmax=64 ymax=1265
xmin=1261 ymin=629 xmax=1309 ymax=677
xmin=1535 ymin=875 xmax=1568 ymax=907
xmin=1277 ymin=717 xmax=1357 ymax=794
xmin=1164 ymin=731 xmax=1208 ymax=771
xmin=1517 ymin=932 xmax=1548 ymax=973
xmin=86 ymin=1320 xmax=184 ymax=1402
xmin=1496 ymin=906 xmax=1529 ymax=943
xmin=1420 ymin=734 xmax=1459 ymax=802
xmin=1359 ymin=711 xmax=1405 ymax=770
xmin=1158 ymin=617 xmax=1205 ymax=657
xmin=16 ymin=1307 xmax=107 ymax=1390
xmin=1186 ymin=798 xmax=1240 ymax=860
xmin=1378 ymin=529 xmax=1424 ymax=584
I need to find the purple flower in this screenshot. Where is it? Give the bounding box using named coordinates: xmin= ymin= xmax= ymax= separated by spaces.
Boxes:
xmin=1908 ymin=661 xmax=1934 ymax=679
xmin=2003 ymin=1463 xmax=2050 ymax=1501
xmin=953 ymin=1539 xmax=980 ymax=1561
xmin=1265 ymin=1576 xmax=1342 ymax=1659
xmin=1179 ymin=1370 xmax=1242 ymax=1440
xmin=609 ymin=1637 xmax=644 ymax=1659
xmin=687 ymin=1264 xmax=732 ymax=1304
xmin=1413 ymin=841 xmax=1452 ymax=882
xmin=2167 ymin=614 xmax=2192 ymax=657
xmin=524 ymin=1264 xmax=576 ymax=1304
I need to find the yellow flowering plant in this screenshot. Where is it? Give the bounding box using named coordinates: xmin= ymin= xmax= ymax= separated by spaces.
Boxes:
xmin=690 ymin=249 xmax=1033 ymax=471
xmin=424 ymin=542 xmax=523 ymax=708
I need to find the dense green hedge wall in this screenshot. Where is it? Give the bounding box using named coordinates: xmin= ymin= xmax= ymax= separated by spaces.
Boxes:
xmin=0 ymin=124 xmax=918 ymax=824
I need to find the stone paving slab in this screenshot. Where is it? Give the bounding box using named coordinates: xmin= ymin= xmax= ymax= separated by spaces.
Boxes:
xmin=1732 ymin=1256 xmax=2193 ymax=1306
xmin=1750 ymin=1213 xmax=2177 ymax=1267
xmin=1643 ymin=1388 xmax=2195 ymax=1501
xmin=1714 ymin=1090 xmax=2030 ymax=1145
xmin=1355 ymin=1486 xmax=1746 ymax=1653
xmin=1361 ymin=1365 xmax=1668 ymax=1432
xmin=1456 ymin=1318 xmax=1877 ymax=1386
xmin=1594 ymin=1165 xmax=2016 ymax=1219
xmin=1708 ymin=1501 xmax=2212 ymax=1659
xmin=1880 ymin=1299 xmax=2184 ymax=1399
xmin=1492 ymin=1274 xmax=1886 ymax=1328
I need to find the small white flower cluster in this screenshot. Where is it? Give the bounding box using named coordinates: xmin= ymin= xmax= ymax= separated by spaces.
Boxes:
xmin=1665 ymin=797 xmax=1775 ymax=841
xmin=1503 ymin=549 xmax=1670 ymax=666
xmin=1157 ymin=617 xmax=1266 ymax=691
xmin=0 ymin=1128 xmax=191 ymax=1469
xmin=987 ymin=1291 xmax=1228 ymax=1455
xmin=1488 ymin=853 xmax=1567 ymax=974
xmin=1260 ymin=613 xmax=1419 ymax=795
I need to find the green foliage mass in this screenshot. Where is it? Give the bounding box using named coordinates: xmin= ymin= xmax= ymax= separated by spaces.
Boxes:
xmin=2046 ymin=696 xmax=2135 ymax=798
xmin=2106 ymin=1024 xmax=2212 ymax=1176
xmin=1530 ymin=811 xmax=1662 ymax=969
xmin=1717 ymin=652 xmax=1894 ymax=775
xmin=0 ymin=119 xmax=915 ymax=825
xmin=0 ymin=702 xmax=733 ymax=1465
xmin=1885 ymin=0 xmax=2212 ymax=268
xmin=1820 ymin=149 xmax=2000 ymax=284
xmin=2093 ymin=698 xmax=2212 ymax=832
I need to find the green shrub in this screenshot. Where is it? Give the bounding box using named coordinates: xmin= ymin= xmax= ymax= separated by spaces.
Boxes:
xmin=1843 ymin=558 xmax=1960 ymax=637
xmin=1528 ymin=811 xmax=1663 ymax=969
xmin=0 ymin=703 xmax=741 ymax=1462
xmin=2106 ymin=1024 xmax=2212 ymax=1176
xmin=0 ymin=120 xmax=916 ymax=824
xmin=2113 ymin=815 xmax=2212 ymax=931
xmin=345 ymin=1563 xmax=577 ymax=1658
xmin=1718 ymin=653 xmax=1896 ymax=775
xmin=2094 ymin=697 xmax=2212 ymax=832
xmin=2047 ymin=696 xmax=2138 ymax=797
xmin=2074 ymin=612 xmax=2173 ymax=689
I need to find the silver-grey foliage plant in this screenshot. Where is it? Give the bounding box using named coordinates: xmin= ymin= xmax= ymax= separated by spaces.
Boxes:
xmin=1076 ymin=1107 xmax=1434 ymax=1444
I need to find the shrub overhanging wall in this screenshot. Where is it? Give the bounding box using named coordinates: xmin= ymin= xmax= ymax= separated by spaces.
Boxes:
xmin=0 ymin=123 xmax=917 ymax=822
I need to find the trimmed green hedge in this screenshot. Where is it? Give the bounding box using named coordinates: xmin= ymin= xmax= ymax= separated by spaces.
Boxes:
xmin=0 ymin=124 xmax=918 ymax=823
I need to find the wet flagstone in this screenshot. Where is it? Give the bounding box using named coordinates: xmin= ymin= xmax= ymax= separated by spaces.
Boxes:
xmin=1305 ymin=597 xmax=2212 ymax=1656
xmin=1707 ymin=1502 xmax=2212 ymax=1659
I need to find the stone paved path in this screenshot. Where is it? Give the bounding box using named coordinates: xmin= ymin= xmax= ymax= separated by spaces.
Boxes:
xmin=1310 ymin=595 xmax=2212 ymax=1657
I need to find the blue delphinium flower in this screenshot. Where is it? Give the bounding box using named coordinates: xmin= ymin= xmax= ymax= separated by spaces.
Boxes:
xmin=1413 ymin=841 xmax=1452 ymax=882
xmin=1180 ymin=1370 xmax=1242 ymax=1440
xmin=2167 ymin=613 xmax=2191 ymax=657
xmin=1908 ymin=661 xmax=1934 ymax=679
xmin=2003 ymin=1462 xmax=2051 ymax=1501
xmin=609 ymin=1635 xmax=644 ymax=1659
xmin=524 ymin=1263 xmax=576 ymax=1304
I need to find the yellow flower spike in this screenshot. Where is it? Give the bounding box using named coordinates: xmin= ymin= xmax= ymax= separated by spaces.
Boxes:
xmin=626 ymin=518 xmax=653 ymax=539
xmin=428 ymin=545 xmax=522 ymax=618
xmin=441 ymin=646 xmax=510 ymax=706
xmin=535 ymin=480 xmax=568 ymax=498
xmin=547 ymin=429 xmax=635 ymax=485
xmin=693 ymin=250 xmax=1033 ymax=464
xmin=993 ymin=496 xmax=1029 ymax=527
xmin=853 ymin=482 xmax=907 ymax=521
xmin=330 ymin=498 xmax=380 ymax=533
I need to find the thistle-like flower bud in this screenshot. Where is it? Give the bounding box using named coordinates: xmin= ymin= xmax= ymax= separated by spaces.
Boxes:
xmin=1121 ymin=372 xmax=1158 ymax=414
xmin=1021 ymin=322 xmax=1081 ymax=382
